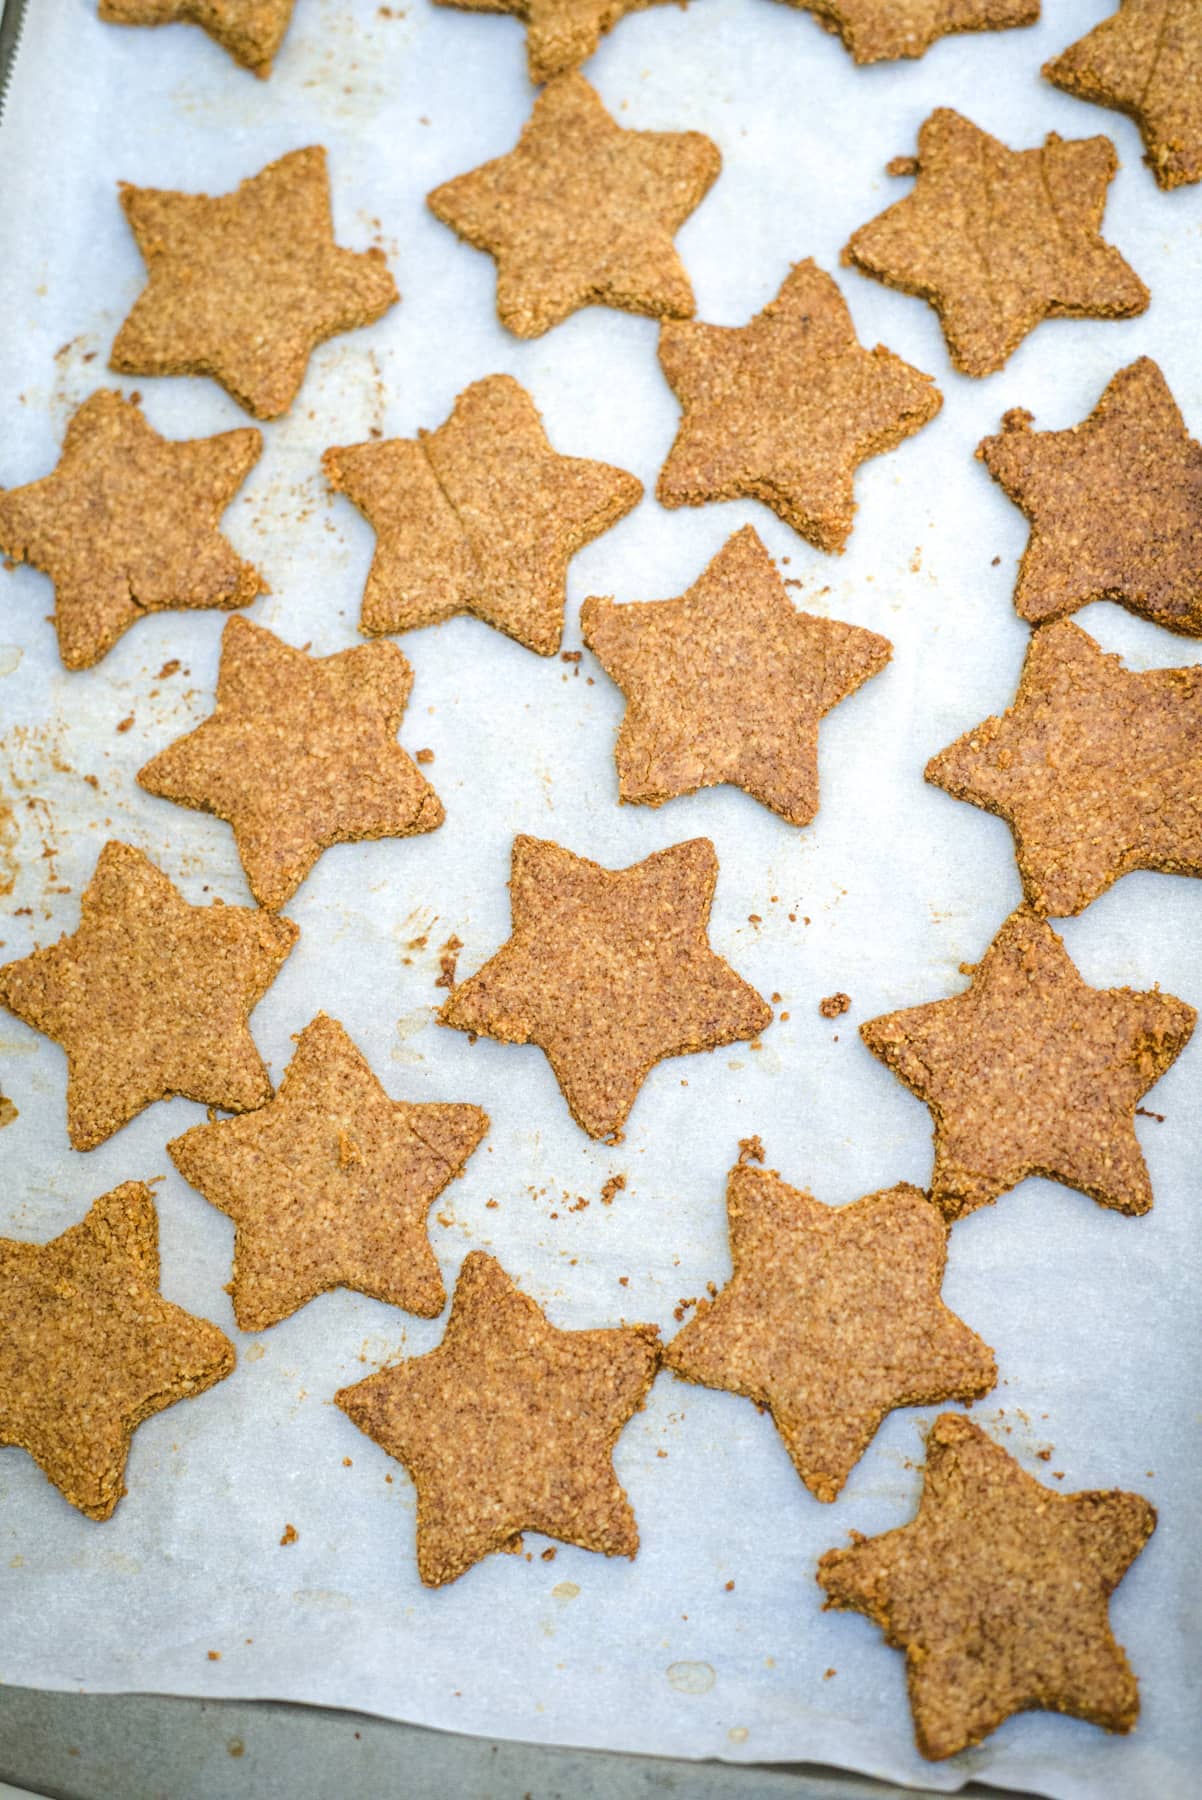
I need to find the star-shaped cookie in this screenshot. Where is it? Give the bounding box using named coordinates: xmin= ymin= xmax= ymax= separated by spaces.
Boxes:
xmin=818 ymin=1413 xmax=1156 ymax=1760
xmin=427 ymin=74 xmax=721 ymax=338
xmin=781 ymin=0 xmax=1039 ymax=64
xmin=441 ymin=835 xmax=772 ymax=1139
xmin=664 ymin=1161 xmax=995 ymax=1502
xmin=1045 ymin=0 xmax=1202 ymax=191
xmin=860 ymin=906 xmax=1195 ymax=1220
xmin=581 ymin=525 xmax=892 ymax=822
xmin=324 ymin=374 xmax=641 ymax=655
xmin=1 ymin=1183 xmax=235 ymax=1520
xmin=431 ymin=0 xmax=673 ymax=83
xmin=977 ymin=359 xmax=1202 ymax=636
xmin=0 ymin=389 xmax=263 ymax=671
xmin=137 ymin=616 xmax=443 ymax=911
xmin=335 ymin=1249 xmax=661 ymax=1585
xmin=98 ymin=0 xmax=296 ymax=76
xmin=169 ymin=1013 xmax=488 ymax=1330
xmin=927 ymin=619 xmax=1202 ymax=917
xmin=656 ymin=261 xmax=941 ymax=552
xmin=842 ymin=109 xmax=1149 ymax=378
xmin=0 ymin=841 xmax=297 ymax=1150
xmin=110 ymin=147 xmax=399 ymax=420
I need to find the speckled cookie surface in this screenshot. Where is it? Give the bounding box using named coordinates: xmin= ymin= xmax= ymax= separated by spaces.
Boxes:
xmin=441 ymin=835 xmax=772 ymax=1139
xmin=0 ymin=390 xmax=263 ymax=671
xmin=843 ymin=109 xmax=1148 ymax=377
xmin=0 ymin=841 xmax=297 ymax=1150
xmin=860 ymin=906 xmax=1194 ymax=1220
xmin=427 ymin=74 xmax=720 ymax=338
xmin=169 ymin=1013 xmax=488 ymax=1331
xmin=431 ymin=0 xmax=673 ymax=83
xmin=783 ymin=0 xmax=1039 ymax=63
xmin=111 ymin=147 xmax=398 ymax=420
xmin=137 ymin=615 xmax=443 ymax=911
xmin=335 ymin=1250 xmax=661 ymax=1585
xmin=98 ymin=0 xmax=296 ymax=75
xmin=324 ymin=375 xmax=641 ymax=655
xmin=818 ymin=1413 xmax=1156 ymax=1760
xmin=977 ymin=358 xmax=1202 ymax=636
xmin=0 ymin=1183 xmax=235 ymax=1521
xmin=656 ymin=261 xmax=941 ymax=552
xmin=927 ymin=619 xmax=1202 ymax=917
xmin=581 ymin=526 xmax=892 ymax=823
xmin=1045 ymin=0 xmax=1202 ymax=190
xmin=664 ymin=1163 xmax=995 ymax=1502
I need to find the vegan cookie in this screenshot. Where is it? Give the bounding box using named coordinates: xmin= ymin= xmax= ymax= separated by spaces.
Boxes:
xmin=111 ymin=147 xmax=398 ymax=420
xmin=427 ymin=74 xmax=720 ymax=338
xmin=137 ymin=615 xmax=443 ymax=910
xmin=324 ymin=375 xmax=641 ymax=655
xmin=860 ymin=906 xmax=1194 ymax=1220
xmin=335 ymin=1250 xmax=661 ymax=1585
xmin=581 ymin=525 xmax=892 ymax=823
xmin=818 ymin=1413 xmax=1156 ymax=1759
xmin=98 ymin=0 xmax=296 ymax=76
xmin=664 ymin=1161 xmax=995 ymax=1502
xmin=843 ymin=109 xmax=1148 ymax=377
xmin=431 ymin=0 xmax=674 ymax=84
xmin=781 ymin=0 xmax=1039 ymax=64
xmin=656 ymin=261 xmax=941 ymax=552
xmin=441 ymin=836 xmax=772 ymax=1139
xmin=0 ymin=389 xmax=263 ymax=671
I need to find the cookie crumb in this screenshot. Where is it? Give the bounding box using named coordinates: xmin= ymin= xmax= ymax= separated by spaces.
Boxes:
xmin=279 ymin=1523 xmax=298 ymax=1546
xmin=819 ymin=992 xmax=851 ymax=1018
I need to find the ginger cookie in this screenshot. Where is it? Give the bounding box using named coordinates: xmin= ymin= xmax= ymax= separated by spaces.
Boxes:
xmin=427 ymin=74 xmax=720 ymax=338
xmin=0 ymin=389 xmax=263 ymax=671
xmin=335 ymin=1249 xmax=661 ymax=1585
xmin=0 ymin=1183 xmax=234 ymax=1521
xmin=137 ymin=615 xmax=443 ymax=911
xmin=860 ymin=906 xmax=1194 ymax=1220
xmin=110 ymin=147 xmax=398 ymax=420
xmin=927 ymin=619 xmax=1202 ymax=917
xmin=0 ymin=841 xmax=297 ymax=1150
xmin=98 ymin=0 xmax=296 ymax=76
xmin=441 ymin=835 xmax=772 ymax=1139
xmin=818 ymin=1413 xmax=1156 ymax=1760
xmin=843 ymin=109 xmax=1148 ymax=378
xmin=324 ymin=375 xmax=641 ymax=656
xmin=664 ymin=1161 xmax=995 ymax=1502
xmin=656 ymin=261 xmax=941 ymax=552
xmin=581 ymin=525 xmax=892 ymax=823
xmin=431 ymin=0 xmax=674 ymax=83
xmin=781 ymin=0 xmax=1039 ymax=64
xmin=169 ymin=1013 xmax=488 ymax=1331
xmin=977 ymin=359 xmax=1202 ymax=636
xmin=1045 ymin=0 xmax=1202 ymax=191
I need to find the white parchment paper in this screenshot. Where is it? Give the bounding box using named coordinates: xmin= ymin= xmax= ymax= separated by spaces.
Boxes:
xmin=1 ymin=3 xmax=1200 ymax=1795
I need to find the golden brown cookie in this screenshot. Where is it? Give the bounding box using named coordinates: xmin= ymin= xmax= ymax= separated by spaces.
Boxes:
xmin=860 ymin=906 xmax=1194 ymax=1220
xmin=335 ymin=1249 xmax=661 ymax=1585
xmin=431 ymin=0 xmax=673 ymax=83
xmin=664 ymin=1161 xmax=995 ymax=1502
xmin=0 ymin=390 xmax=263 ymax=671
xmin=441 ymin=836 xmax=772 ymax=1139
xmin=0 ymin=841 xmax=297 ymax=1150
xmin=843 ymin=109 xmax=1148 ymax=377
xmin=427 ymin=74 xmax=720 ymax=338
xmin=98 ymin=0 xmax=296 ymax=75
xmin=581 ymin=526 xmax=892 ymax=822
xmin=977 ymin=359 xmax=1202 ymax=636
xmin=781 ymin=0 xmax=1039 ymax=64
xmin=656 ymin=262 xmax=941 ymax=552
xmin=0 ymin=1183 xmax=234 ymax=1521
xmin=1045 ymin=0 xmax=1202 ymax=191
xmin=818 ymin=1413 xmax=1156 ymax=1759
xmin=324 ymin=375 xmax=641 ymax=655
xmin=137 ymin=615 xmax=443 ymax=911
xmin=927 ymin=619 xmax=1202 ymax=917
xmin=169 ymin=1013 xmax=488 ymax=1330
xmin=111 ymin=147 xmax=398 ymax=420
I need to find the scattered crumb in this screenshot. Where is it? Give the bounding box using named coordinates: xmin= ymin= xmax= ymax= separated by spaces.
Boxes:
xmin=823 ymin=1667 xmax=836 ymax=1680
xmin=0 ymin=1094 xmax=17 ymax=1130
xmin=600 ymin=1173 xmax=626 ymax=1206
xmin=342 ymin=1458 xmax=353 ymax=1467
xmin=770 ymin=991 xmax=782 ymax=1004
xmin=415 ymin=748 xmax=435 ymax=765
xmin=886 ymin=154 xmax=919 ymax=176
xmin=725 ymin=1580 xmax=735 ymax=1592
xmin=435 ymin=934 xmax=463 ymax=990
xmin=1036 ymin=1448 xmax=1052 ymax=1461
xmin=207 ymin=1650 xmax=221 ymax=1662
xmin=227 ymin=1740 xmax=245 ymax=1759
xmin=819 ymin=992 xmax=851 ymax=1019
xmin=737 ymin=1135 xmax=765 ymax=1165
xmin=485 ymin=1197 xmax=499 ymax=1209
xmin=618 ymin=1276 xmax=629 ymax=1287
xmin=991 ymin=555 xmax=1001 ymax=567
xmin=115 ymin=715 xmax=134 ymax=734
xmin=279 ymin=1523 xmax=298 ymax=1546
xmin=541 ymin=1546 xmax=557 ymax=1562
xmin=157 ymin=659 xmax=182 ymax=679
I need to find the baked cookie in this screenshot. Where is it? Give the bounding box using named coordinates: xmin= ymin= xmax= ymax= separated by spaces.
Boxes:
xmin=428 ymin=74 xmax=720 ymax=338
xmin=335 ymin=1250 xmax=660 ymax=1584
xmin=111 ymin=147 xmax=398 ymax=420
xmin=581 ymin=525 xmax=892 ymax=822
xmin=818 ymin=1413 xmax=1156 ymax=1759
xmin=98 ymin=0 xmax=296 ymax=76
xmin=843 ymin=110 xmax=1148 ymax=377
xmin=324 ymin=374 xmax=641 ymax=656
xmin=431 ymin=0 xmax=674 ymax=84
xmin=781 ymin=0 xmax=1039 ymax=64
xmin=656 ymin=261 xmax=941 ymax=552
